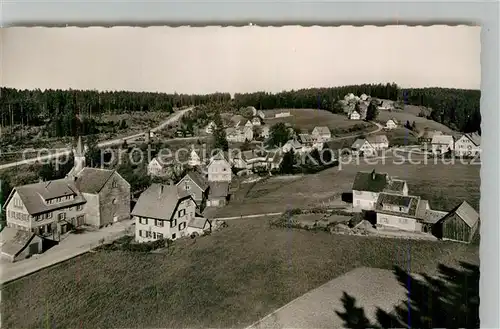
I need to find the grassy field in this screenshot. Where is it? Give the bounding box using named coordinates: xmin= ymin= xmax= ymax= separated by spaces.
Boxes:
xmin=213 ymin=155 xmax=480 ymax=218
xmin=1 ymin=219 xmax=479 ymax=329
xmin=384 ymin=127 xmax=419 ymax=146
xmin=377 ymin=107 xmax=455 ymax=135
xmin=264 ymin=109 xmax=372 ymax=135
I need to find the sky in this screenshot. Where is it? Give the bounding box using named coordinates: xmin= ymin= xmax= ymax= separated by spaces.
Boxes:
xmin=1 ymin=25 xmax=481 ymax=94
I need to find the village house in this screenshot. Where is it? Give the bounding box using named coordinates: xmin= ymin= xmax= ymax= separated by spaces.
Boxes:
xmin=433 ymin=201 xmax=479 ymax=244
xmin=366 ymin=134 xmax=389 ymax=150
xmin=186 ymin=216 xmax=212 ymax=237
xmin=377 ymin=100 xmax=394 ymax=111
xmin=311 ymin=126 xmax=332 ymax=142
xmin=147 ymin=155 xmax=183 ymax=179
xmin=207 ymin=182 xmax=231 ymax=207
xmin=205 ymin=121 xmax=217 ymax=134
xmin=229 ymin=114 xmax=245 ymax=128
xmin=352 ymin=170 xmax=408 ymax=211
xmin=257 ymin=110 xmax=266 ymax=120
xmin=351 ymin=138 xmax=376 ymax=156
xmin=282 ymin=139 xmax=307 ymax=155
xmin=245 ymin=120 xmax=254 ymax=128
xmin=454 ymin=132 xmax=481 ymax=158
xmin=375 ymin=193 xmax=423 ymax=231
xmin=74 ymin=168 xmax=131 ymax=228
xmin=132 ymin=184 xmax=198 ymax=242
xmin=225 ymin=126 xmax=253 ymax=143
xmin=360 ymin=93 xmax=369 ymax=101
xmin=431 ymin=135 xmax=455 ymax=154
xmin=187 ymin=149 xmax=202 ymax=167
xmin=4 ymin=178 xmax=87 ymax=237
xmin=418 ymin=129 xmax=442 ymax=144
xmin=176 ymin=171 xmax=209 ymax=210
xmin=349 ymin=110 xmax=361 ymax=120
xmin=207 ymin=152 xmax=232 ymax=183
xmin=385 ymin=119 xmax=398 ymax=130
xmin=0 ymin=227 xmax=44 ymax=262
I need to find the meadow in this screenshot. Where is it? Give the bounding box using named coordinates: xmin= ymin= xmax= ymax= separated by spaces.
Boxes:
xmin=1 ymin=219 xmax=479 ymax=329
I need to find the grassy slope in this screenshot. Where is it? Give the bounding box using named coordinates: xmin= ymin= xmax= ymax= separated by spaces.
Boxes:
xmin=1 ymin=219 xmax=478 ymax=329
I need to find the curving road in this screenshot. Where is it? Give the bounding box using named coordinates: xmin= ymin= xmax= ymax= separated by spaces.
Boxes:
xmin=329 ymin=121 xmax=384 ymax=142
xmin=0 ymin=107 xmax=193 ymax=171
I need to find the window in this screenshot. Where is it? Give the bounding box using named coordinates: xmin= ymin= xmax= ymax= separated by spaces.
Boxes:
xmin=146 ymin=231 xmax=152 ymax=238
xmin=76 ymin=205 xmax=83 ymax=211
xmin=172 ymin=233 xmax=176 ymax=240
xmin=178 ymin=209 xmax=186 ymax=217
xmin=156 ymin=233 xmax=164 ymax=240
xmin=139 ymin=230 xmax=143 ymax=237
xmin=171 ymin=219 xmax=177 ymax=228
xmin=58 ymin=213 xmax=66 ymax=221
xmin=399 ymin=218 xmax=408 ymax=224
xmin=112 ymin=180 xmax=118 ymax=188
xmin=155 ymin=220 xmax=164 ymax=227
xmin=179 ymin=222 xmax=186 ymax=230
xmin=139 ymin=217 xmax=148 ymax=225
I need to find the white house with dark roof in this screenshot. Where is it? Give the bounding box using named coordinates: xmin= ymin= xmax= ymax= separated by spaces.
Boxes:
xmin=351 ymin=139 xmax=376 ymax=156
xmin=312 ymin=126 xmax=332 ymax=142
xmin=188 ymin=149 xmax=202 ymax=167
xmin=385 ymin=119 xmax=398 ymax=130
xmin=349 ymin=110 xmax=361 ymax=120
xmin=431 ymin=135 xmax=455 ymax=154
xmin=454 ymin=132 xmax=481 ymax=157
xmin=4 ymin=178 xmax=87 ymax=236
xmin=352 ymin=170 xmax=408 ymax=211
xmin=132 ymin=184 xmax=198 ymax=242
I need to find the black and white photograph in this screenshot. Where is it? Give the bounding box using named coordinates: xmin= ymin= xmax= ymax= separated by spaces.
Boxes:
xmin=0 ymin=25 xmax=481 ymax=328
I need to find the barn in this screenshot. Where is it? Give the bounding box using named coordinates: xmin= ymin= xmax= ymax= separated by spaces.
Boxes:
xmin=433 ymin=201 xmax=479 ymax=244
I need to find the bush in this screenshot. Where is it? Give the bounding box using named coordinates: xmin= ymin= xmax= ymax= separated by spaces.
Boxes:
xmin=96 ymin=236 xmax=172 ymax=253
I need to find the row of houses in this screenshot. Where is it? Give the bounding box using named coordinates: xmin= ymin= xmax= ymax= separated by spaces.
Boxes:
xmin=424 ymin=131 xmax=481 ymax=156
xmin=351 ymin=135 xmax=390 ymax=156
xmin=1 ymin=137 xmax=132 ymax=261
xmin=352 ymin=170 xmax=479 ymax=243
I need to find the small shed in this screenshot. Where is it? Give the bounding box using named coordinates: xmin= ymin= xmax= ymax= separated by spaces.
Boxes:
xmin=433 ymin=201 xmax=479 ymax=244
xmin=0 ymin=227 xmax=44 ymax=262
xmin=187 ymin=216 xmax=212 ymax=237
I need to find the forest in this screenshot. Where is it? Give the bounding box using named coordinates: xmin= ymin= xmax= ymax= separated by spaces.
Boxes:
xmin=0 ymin=83 xmax=480 ymax=137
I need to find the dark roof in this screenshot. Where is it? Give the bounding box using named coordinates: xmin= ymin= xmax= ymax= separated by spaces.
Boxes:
xmin=75 ymin=168 xmax=116 ymax=194
xmin=352 ymin=171 xmax=389 ymax=192
xmin=0 ymin=227 xmax=40 ymax=257
xmin=375 ymin=193 xmax=421 ymax=217
xmin=178 ymin=171 xmax=208 ymax=191
xmin=209 ymin=182 xmax=230 ymax=198
xmin=131 ymin=184 xmax=191 ymax=221
xmin=9 ymin=179 xmax=86 ymax=216
xmin=384 ymin=179 xmax=406 ymax=194
xmin=464 ymin=132 xmax=481 ymax=146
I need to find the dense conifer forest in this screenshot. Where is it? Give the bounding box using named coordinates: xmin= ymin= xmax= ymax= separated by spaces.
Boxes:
xmin=0 ymin=83 xmax=480 ymax=136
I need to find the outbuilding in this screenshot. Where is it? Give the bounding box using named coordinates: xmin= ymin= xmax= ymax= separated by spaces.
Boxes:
xmin=433 ymin=201 xmax=479 ymax=244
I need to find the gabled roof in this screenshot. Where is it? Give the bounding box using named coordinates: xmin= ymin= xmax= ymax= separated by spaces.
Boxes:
xmin=131 ymin=184 xmax=192 ymax=221
xmin=298 ymin=134 xmax=314 ymax=144
xmin=178 ymin=171 xmax=208 ymax=191
xmin=462 ymin=132 xmax=481 ymax=146
xmin=0 ymin=227 xmax=40 ymax=257
xmin=352 ymin=171 xmax=389 ymax=192
xmin=375 ymin=192 xmax=421 ymax=217
xmin=431 ymin=135 xmax=454 ymax=145
xmin=366 ymin=134 xmax=389 ymax=145
xmin=188 ymin=216 xmax=210 ymax=229
xmin=446 ymin=201 xmax=479 ymax=228
xmin=384 ymin=179 xmax=407 ymax=194
xmin=75 ymin=168 xmax=116 ymax=194
xmin=209 ymin=182 xmax=230 ymax=198
xmin=313 ymin=126 xmax=331 ymax=135
xmin=8 ymin=179 xmax=86 ymax=216
xmin=284 ymin=139 xmax=303 ymax=149
xmin=351 ymin=138 xmax=369 ymax=149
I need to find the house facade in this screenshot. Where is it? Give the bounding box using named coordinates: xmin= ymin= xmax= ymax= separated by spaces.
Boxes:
xmin=207 ymin=182 xmax=230 ymax=207
xmin=132 ymin=184 xmax=197 ymax=242
xmin=4 ymin=179 xmax=87 ymax=237
xmin=454 ymin=133 xmax=481 ymax=157
xmin=351 ymin=139 xmax=376 ymax=156
xmin=375 ymin=193 xmax=422 ymax=231
xmin=312 ymin=126 xmax=332 ymax=142
xmin=75 ymin=168 xmax=131 ymax=228
xmin=260 ymin=125 xmax=270 ymax=139
xmin=349 ymin=111 xmax=361 ymax=120
xmin=226 ymin=126 xmax=253 ymax=143
xmin=431 ymin=135 xmax=455 ymax=154
xmin=433 ymin=201 xmax=479 ymax=244
xmin=418 ymin=130 xmax=442 ymax=144
xmin=385 ymin=119 xmax=397 ymax=130
xmin=147 ymin=157 xmax=182 ymax=178
xmin=205 ymin=121 xmax=217 ymax=134
xmin=176 ymin=171 xmax=209 ymax=210
xmin=252 ymin=117 xmax=261 ymax=126
xmin=207 ymin=153 xmax=232 ymax=182
xmin=188 ymin=149 xmax=202 ymax=167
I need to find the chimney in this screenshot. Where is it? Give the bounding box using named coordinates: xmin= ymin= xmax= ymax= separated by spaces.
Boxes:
xmin=371 ymin=169 xmax=376 ymax=180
